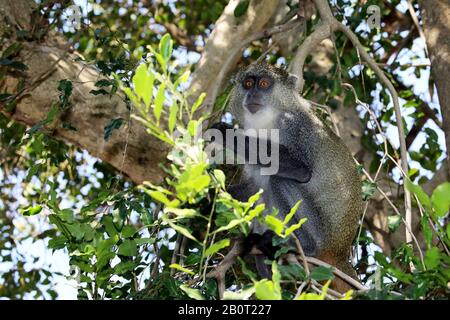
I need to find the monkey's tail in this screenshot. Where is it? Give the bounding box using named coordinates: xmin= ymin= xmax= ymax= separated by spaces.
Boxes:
xmin=332 ymin=260 xmax=360 ymax=293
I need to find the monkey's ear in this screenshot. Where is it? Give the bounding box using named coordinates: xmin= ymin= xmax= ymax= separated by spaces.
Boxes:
xmin=287 ymin=74 xmax=299 ymax=88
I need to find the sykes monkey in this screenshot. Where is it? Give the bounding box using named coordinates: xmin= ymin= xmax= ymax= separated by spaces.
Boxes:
xmin=212 ymin=63 xmax=363 ymax=290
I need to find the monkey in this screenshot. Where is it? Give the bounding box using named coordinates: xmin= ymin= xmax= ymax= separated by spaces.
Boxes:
xmin=210 ymin=62 xmax=363 ymax=292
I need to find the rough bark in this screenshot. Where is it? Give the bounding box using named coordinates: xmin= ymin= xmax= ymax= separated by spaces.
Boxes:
xmin=418 ymin=0 xmax=450 ymax=177
xmin=0 ymin=0 xmax=278 ymax=184
xmin=189 ymin=0 xmax=279 ymax=105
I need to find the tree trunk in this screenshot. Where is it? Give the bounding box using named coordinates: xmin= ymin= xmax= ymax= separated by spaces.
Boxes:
xmin=418 ymin=0 xmax=450 ymax=177
xmin=0 ymin=0 xmax=278 ymax=184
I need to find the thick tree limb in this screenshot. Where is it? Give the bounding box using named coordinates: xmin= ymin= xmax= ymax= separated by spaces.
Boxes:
xmin=0 ymin=0 xmax=168 ymax=184
xmin=418 ymin=0 xmax=450 ymax=177
xmin=189 ymin=0 xmax=280 ymax=110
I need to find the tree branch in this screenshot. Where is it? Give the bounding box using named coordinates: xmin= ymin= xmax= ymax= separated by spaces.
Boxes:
xmin=289 ymin=0 xmax=413 ymax=245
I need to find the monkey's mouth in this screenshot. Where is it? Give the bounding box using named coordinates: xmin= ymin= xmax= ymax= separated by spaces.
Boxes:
xmin=245 ymin=103 xmax=262 ymax=114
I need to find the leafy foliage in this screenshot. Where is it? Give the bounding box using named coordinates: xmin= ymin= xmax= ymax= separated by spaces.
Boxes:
xmin=0 ymin=0 xmax=448 ymax=300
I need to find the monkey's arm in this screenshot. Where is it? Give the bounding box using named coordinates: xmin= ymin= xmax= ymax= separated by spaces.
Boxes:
xmin=210 ymin=122 xmax=311 ymax=183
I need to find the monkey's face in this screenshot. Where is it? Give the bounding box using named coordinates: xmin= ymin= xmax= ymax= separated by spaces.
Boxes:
xmin=229 ymin=63 xmax=300 ymax=126
xmin=240 ymin=74 xmax=274 ymax=114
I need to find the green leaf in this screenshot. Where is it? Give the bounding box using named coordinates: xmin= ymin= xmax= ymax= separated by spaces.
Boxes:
xmin=234 ymin=0 xmax=250 ymax=18
xmin=164 ymin=207 xmax=199 ymax=219
xmin=245 ymin=203 xmax=265 ymax=222
xmin=154 ymin=83 xmax=165 ymax=123
xmin=405 ymin=178 xmax=431 ymax=211
xmin=159 ymin=34 xmax=173 ymax=62
xmin=284 ymin=200 xmax=302 ymax=225
xmin=168 ymin=101 xmax=178 ymax=133
xmin=264 ymin=215 xmax=284 ymax=236
xmin=135 ymin=237 xmax=155 ymax=245
xmin=165 ymin=218 xmax=199 ymax=243
xmin=254 ymin=279 xmax=281 ymax=300
xmin=179 ymin=285 xmax=205 ymax=300
xmin=95 ymin=79 xmax=113 ymax=87
xmin=424 ymin=247 xmax=441 ymax=269
xmin=431 ymin=182 xmax=450 ymax=217
xmin=213 ymin=169 xmax=226 ymax=189
xmin=205 ymin=239 xmax=230 ymax=256
xmin=362 ymin=180 xmax=377 ymax=201
xmin=2 ymin=43 xmax=22 ymax=59
xmin=114 ymin=261 xmax=137 ymax=275
xmin=278 ymin=263 xmax=306 ymax=281
xmin=310 ymin=266 xmax=334 ymax=281
xmin=121 ymin=225 xmax=137 ymax=238
xmin=285 ymin=218 xmax=307 ymax=237
xmin=66 ymin=223 xmax=85 ymax=241
xmin=103 ymin=118 xmax=124 ymax=141
xmin=190 ymin=175 xmax=210 ymax=191
xmin=21 ymin=205 xmax=42 ymax=216
xmin=48 ymin=236 xmax=67 ymax=250
xmin=103 ymin=215 xmax=118 ymax=237
xmin=213 ymin=218 xmax=244 ymax=234
xmin=271 ymin=261 xmax=281 ymax=293
xmin=420 ymin=215 xmax=433 ymax=246
xmin=169 ymin=263 xmax=194 ymax=275
xmin=247 ymin=190 xmax=262 ymax=205
xmin=132 ymin=63 xmax=154 ymax=107
xmin=118 ymin=239 xmax=138 ymax=257
xmin=191 ymin=92 xmax=205 ymax=115
xmin=148 ymin=190 xmax=171 ymax=206
xmin=388 ymin=215 xmax=402 ymax=232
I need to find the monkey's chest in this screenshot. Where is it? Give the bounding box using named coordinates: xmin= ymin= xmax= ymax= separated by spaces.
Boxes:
xmin=245 ymin=166 xmax=305 ymax=209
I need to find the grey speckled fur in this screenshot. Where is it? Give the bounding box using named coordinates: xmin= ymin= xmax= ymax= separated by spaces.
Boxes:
xmin=228 ymin=63 xmax=363 ymax=276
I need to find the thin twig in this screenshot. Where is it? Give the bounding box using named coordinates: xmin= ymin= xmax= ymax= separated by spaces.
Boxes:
xmin=293 ymin=236 xmax=310 ymax=275
xmin=206 ymin=239 xmax=245 ymax=299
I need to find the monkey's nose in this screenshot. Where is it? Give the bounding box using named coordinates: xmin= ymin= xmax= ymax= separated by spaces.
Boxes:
xmin=246 ymin=103 xmax=261 ymax=113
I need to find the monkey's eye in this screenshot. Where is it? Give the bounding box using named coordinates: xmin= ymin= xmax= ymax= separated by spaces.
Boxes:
xmin=258 ymin=78 xmax=271 ymax=89
xmin=242 ymin=78 xmax=254 ymax=89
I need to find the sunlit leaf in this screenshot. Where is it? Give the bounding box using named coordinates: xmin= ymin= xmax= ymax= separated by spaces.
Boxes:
xmin=405 ymin=178 xmax=432 ymax=211
xmin=285 ymin=218 xmax=307 ymax=237
xmin=169 ymin=263 xmax=195 ymax=275
xmin=168 ymin=101 xmax=178 ymax=133
xmin=205 ymin=239 xmax=230 ymax=256
xmin=179 ymin=285 xmax=205 ymax=300
xmin=264 ymin=215 xmax=284 ymax=236
xmin=431 ymin=182 xmax=450 ymax=217
xmin=283 ymin=200 xmax=302 ymax=225
xmin=154 ymin=83 xmax=166 ymax=123
xmin=132 ymin=63 xmax=154 ymax=107
xmin=191 ymin=92 xmax=205 ymax=115
xmin=159 ymin=34 xmax=173 ymax=62
xmin=21 ymin=205 xmax=42 ymax=216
